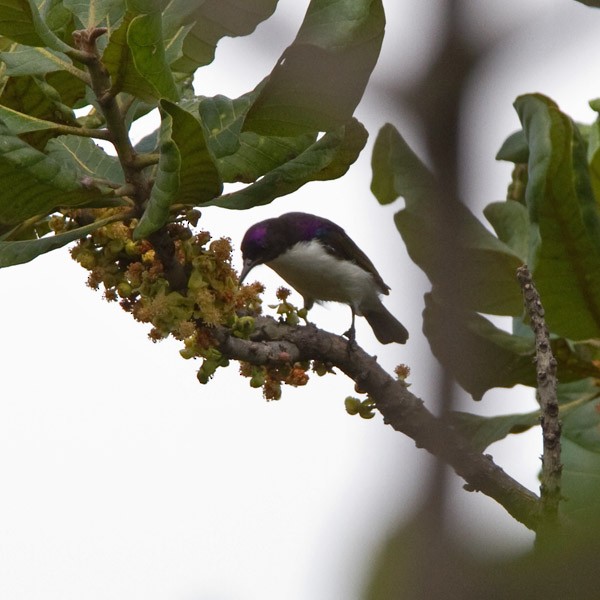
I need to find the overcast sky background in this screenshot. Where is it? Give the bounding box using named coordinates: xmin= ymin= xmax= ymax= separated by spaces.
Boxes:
xmin=2 ymin=1 xmax=599 ymax=599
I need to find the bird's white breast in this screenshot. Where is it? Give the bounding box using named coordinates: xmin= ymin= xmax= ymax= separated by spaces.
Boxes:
xmin=267 ymin=240 xmax=379 ymax=309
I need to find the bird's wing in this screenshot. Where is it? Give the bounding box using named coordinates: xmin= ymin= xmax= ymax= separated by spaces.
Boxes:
xmin=318 ymin=228 xmax=390 ymax=295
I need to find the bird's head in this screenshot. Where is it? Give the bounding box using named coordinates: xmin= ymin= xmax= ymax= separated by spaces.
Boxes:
xmin=239 ymin=218 xmax=286 ymax=283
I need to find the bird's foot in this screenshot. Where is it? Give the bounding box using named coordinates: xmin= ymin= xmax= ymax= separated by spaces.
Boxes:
xmin=343 ymin=326 xmax=358 ymax=351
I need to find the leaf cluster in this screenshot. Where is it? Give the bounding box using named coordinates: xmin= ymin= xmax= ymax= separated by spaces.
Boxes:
xmin=0 ymin=0 xmax=383 ymax=265
xmin=370 ymin=93 xmax=600 ymax=527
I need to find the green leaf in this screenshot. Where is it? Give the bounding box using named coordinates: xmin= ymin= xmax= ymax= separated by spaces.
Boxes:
xmin=0 ymin=44 xmax=79 ymax=77
xmin=496 ymin=129 xmax=529 ymax=163
xmin=483 ymin=201 xmax=530 ymax=262
xmin=161 ymin=100 xmax=222 ymax=204
xmin=63 ymin=0 xmax=124 ymax=28
xmin=0 ymin=73 xmax=85 ymax=149
xmin=202 ymin=121 xmax=363 ymax=209
xmin=0 ymin=123 xmax=106 ymax=226
xmin=133 ymin=108 xmax=181 ymax=239
xmin=515 ymin=93 xmax=600 ymax=340
xmin=103 ymin=6 xmax=177 ymax=102
xmin=45 ymin=135 xmax=125 ymax=185
xmin=0 ymin=213 xmax=124 ymax=267
xmin=127 ymin=7 xmax=178 ymax=101
xmin=424 ymin=293 xmax=536 ymax=400
xmin=450 ymin=379 xmax=600 ymax=453
xmin=0 ymin=74 xmax=78 ymax=125
xmin=198 ymin=91 xmax=257 ymax=159
xmin=423 ymin=293 xmax=600 ymax=400
xmin=371 ymin=122 xmax=434 ymax=206
xmin=0 ymin=103 xmax=63 ymax=133
xmin=372 ymin=124 xmax=524 ymax=316
xmin=311 ymin=118 xmax=368 ymax=181
xmin=586 ymin=105 xmax=600 ymax=204
xmin=560 ymin=437 xmax=600 ymax=524
xmin=197 ymin=84 xmax=318 ymax=183
xmin=244 ymin=0 xmax=385 ymax=135
xmin=165 ymin=0 xmax=279 ymax=73
xmin=560 ymin=379 xmax=600 ymax=524
xmin=0 ymin=0 xmax=71 ymax=51
xmin=450 ymin=411 xmax=540 ymax=454
xmin=163 ymin=20 xmax=193 ymax=65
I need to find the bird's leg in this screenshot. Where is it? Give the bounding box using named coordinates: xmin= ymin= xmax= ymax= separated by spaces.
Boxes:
xmin=343 ymin=306 xmax=357 ymax=350
xmin=300 ymin=298 xmax=313 ymax=324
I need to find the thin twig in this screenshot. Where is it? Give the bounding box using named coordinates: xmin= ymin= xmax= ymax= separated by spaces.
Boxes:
xmin=53 ymin=124 xmax=111 ymax=140
xmin=516 ymin=265 xmax=562 ymax=534
xmin=213 ymin=317 xmax=544 ymax=532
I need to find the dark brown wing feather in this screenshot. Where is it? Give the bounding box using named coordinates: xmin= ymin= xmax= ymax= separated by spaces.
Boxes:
xmin=319 ymin=228 xmax=390 ymax=295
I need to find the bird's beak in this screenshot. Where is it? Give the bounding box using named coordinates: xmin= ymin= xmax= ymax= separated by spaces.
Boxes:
xmin=239 ymin=258 xmax=258 ymax=285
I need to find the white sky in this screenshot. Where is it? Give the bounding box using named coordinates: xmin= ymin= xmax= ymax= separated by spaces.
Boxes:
xmin=2 ymin=1 xmax=599 ymax=599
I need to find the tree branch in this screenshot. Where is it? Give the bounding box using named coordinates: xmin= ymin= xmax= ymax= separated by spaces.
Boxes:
xmin=517 ymin=265 xmax=562 ymax=534
xmin=72 ymin=28 xmax=148 ymax=204
xmin=214 ymin=317 xmax=544 ymax=532
xmin=72 ymin=28 xmax=187 ymax=291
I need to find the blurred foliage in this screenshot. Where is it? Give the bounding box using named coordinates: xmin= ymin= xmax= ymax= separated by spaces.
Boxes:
xmin=363 ymin=507 xmax=600 ymax=600
xmin=371 ymin=96 xmax=600 ymax=530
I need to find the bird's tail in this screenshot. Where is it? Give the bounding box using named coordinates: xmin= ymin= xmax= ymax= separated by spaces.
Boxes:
xmin=362 ymin=302 xmax=409 ymax=345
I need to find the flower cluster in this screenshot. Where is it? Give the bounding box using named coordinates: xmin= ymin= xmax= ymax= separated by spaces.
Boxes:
xmin=68 ymin=208 xmax=263 ymax=383
xmin=65 ymin=209 xmax=342 ymax=402
xmin=238 ymin=360 xmax=311 ymax=401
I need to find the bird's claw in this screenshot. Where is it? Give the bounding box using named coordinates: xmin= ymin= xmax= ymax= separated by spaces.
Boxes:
xmin=343 ymin=327 xmax=357 ymax=351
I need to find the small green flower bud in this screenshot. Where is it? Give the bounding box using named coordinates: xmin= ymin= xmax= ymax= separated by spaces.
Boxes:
xmin=344 ymin=396 xmax=361 ymax=416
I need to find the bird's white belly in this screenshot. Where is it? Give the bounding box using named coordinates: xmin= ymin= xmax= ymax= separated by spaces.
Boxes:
xmin=267 ymin=240 xmax=377 ymax=308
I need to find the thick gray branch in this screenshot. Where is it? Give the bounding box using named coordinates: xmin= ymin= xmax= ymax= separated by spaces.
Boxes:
xmin=215 ymin=317 xmax=543 ymax=532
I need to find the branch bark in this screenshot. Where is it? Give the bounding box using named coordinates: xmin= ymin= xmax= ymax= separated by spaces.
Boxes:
xmin=214 ymin=316 xmax=544 ymax=532
xmin=517 ymin=265 xmax=562 ymax=535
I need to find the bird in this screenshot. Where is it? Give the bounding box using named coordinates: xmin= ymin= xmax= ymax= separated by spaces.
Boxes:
xmin=238 ymin=212 xmax=408 ymax=344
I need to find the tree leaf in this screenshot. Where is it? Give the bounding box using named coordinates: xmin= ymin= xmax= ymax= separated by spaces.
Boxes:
xmin=0 ymin=73 xmax=85 ymax=149
xmin=450 ymin=411 xmax=540 ymax=454
xmin=62 ymin=0 xmax=124 ymax=28
xmin=496 ymin=129 xmax=528 ymax=163
xmin=133 ymin=108 xmax=180 ymax=239
xmin=164 ymin=0 xmax=279 ymax=73
xmin=372 ymin=123 xmax=525 ymax=316
xmin=483 ymin=201 xmax=530 ymax=262
xmin=197 ymin=84 xmax=317 ymax=183
xmin=0 ymin=103 xmax=63 ymax=133
xmin=161 ymin=99 xmax=222 ymax=204
xmin=127 ymin=3 xmax=178 ymax=101
xmin=202 ymin=122 xmax=362 ymax=209
xmin=423 ymin=293 xmax=600 ymax=400
xmin=424 ymin=293 xmax=536 ymax=400
xmin=560 ymin=380 xmax=600 ymax=524
xmin=0 ymin=74 xmax=78 ymax=127
xmin=0 ymin=213 xmax=124 ymax=267
xmin=515 ymin=93 xmax=600 ymax=340
xmin=243 ymin=0 xmax=385 ymax=135
xmin=103 ymin=3 xmax=178 ymax=102
xmin=45 ymin=135 xmax=125 ymax=184
xmin=311 ymin=118 xmax=368 ymax=181
xmin=0 ymin=0 xmax=71 ymax=51
xmin=586 ymin=103 xmax=600 ymax=204
xmin=450 ymin=378 xmax=600 ymax=453
xmin=0 ymin=123 xmax=106 ymax=227
xmin=0 ymin=44 xmax=78 ymax=77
